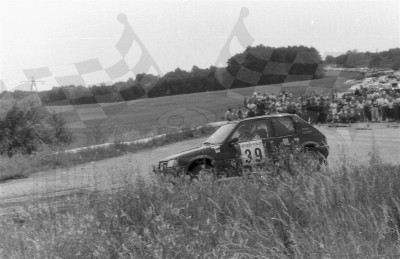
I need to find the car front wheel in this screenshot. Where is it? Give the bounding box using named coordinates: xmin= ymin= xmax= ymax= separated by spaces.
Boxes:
xmin=304 ymin=147 xmax=324 ymax=170
xmin=191 ymin=164 xmax=214 ymax=179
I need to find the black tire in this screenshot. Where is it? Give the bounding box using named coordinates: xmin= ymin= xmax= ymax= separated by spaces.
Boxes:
xmin=190 ymin=164 xmax=214 ymax=179
xmin=304 ymin=147 xmax=324 ymax=170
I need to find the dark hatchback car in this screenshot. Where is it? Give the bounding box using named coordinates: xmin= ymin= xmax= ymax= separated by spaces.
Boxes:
xmin=155 ymin=114 xmax=329 ymax=176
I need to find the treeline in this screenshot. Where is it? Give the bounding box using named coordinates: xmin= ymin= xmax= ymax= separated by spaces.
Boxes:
xmin=2 ymin=45 xmax=324 ymax=105
xmin=226 ymin=45 xmax=324 ymax=87
xmin=325 ymin=48 xmax=400 ymax=70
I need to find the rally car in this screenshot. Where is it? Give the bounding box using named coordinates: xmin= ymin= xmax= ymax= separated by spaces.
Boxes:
xmin=154 ymin=114 xmax=329 ymax=177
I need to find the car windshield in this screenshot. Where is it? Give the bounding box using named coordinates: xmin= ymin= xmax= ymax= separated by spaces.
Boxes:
xmin=203 ymin=123 xmax=237 ymax=145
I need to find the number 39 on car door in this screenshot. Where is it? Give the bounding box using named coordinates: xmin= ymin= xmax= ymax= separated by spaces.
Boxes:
xmin=238 ymin=140 xmax=266 ymax=165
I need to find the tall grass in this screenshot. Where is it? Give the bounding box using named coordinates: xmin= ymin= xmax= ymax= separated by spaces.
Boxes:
xmin=1 ymin=152 xmax=400 ymax=258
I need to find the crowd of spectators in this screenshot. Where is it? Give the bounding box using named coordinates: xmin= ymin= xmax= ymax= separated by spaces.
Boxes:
xmin=224 ymin=87 xmax=400 ymax=124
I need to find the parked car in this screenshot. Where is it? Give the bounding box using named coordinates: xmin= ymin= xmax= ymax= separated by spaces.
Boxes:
xmin=154 ymin=114 xmax=329 ymax=177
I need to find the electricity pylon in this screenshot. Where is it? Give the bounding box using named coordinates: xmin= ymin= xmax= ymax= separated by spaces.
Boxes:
xmin=20 ymin=76 xmax=45 ymax=92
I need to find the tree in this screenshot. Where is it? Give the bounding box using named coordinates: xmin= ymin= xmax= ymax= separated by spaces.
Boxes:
xmin=223 ymin=44 xmax=324 ymax=87
xmin=325 ymin=55 xmax=335 ymax=64
xmin=392 ymin=61 xmax=400 ymax=71
xmin=369 ymin=56 xmax=382 ymax=68
xmin=334 ymin=54 xmax=348 ymax=66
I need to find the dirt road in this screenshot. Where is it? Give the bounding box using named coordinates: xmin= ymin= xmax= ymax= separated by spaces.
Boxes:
xmin=1 ymin=124 xmax=399 ymax=216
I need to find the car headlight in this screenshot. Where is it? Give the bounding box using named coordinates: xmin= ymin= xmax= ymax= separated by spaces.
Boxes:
xmin=167 ymin=159 xmax=178 ymax=168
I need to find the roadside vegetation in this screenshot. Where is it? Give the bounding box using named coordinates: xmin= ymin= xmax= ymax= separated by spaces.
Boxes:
xmin=1 ymin=151 xmax=400 ymax=258
xmin=0 ymin=115 xmax=218 ymax=182
xmin=0 ymin=102 xmax=72 ymax=157
xmin=326 ymin=48 xmax=400 ymax=70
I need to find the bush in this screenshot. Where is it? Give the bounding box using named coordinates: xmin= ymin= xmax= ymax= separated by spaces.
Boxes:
xmin=0 ymin=103 xmax=72 ymax=157
xmin=0 ymin=154 xmax=34 ymax=181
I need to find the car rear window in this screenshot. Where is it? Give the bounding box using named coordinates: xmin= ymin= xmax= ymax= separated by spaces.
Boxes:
xmin=292 ymin=115 xmax=313 ymax=130
xmin=271 ymin=117 xmax=295 ymax=136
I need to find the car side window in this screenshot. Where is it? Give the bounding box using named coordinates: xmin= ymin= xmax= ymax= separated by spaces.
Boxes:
xmin=253 ymin=120 xmax=272 ymax=139
xmin=231 ymin=120 xmax=272 ymax=143
xmin=231 ymin=122 xmax=256 ymax=143
xmin=271 ymin=117 xmax=295 ymax=137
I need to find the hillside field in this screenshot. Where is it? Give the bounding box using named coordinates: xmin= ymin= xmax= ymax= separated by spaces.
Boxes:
xmin=52 ymin=77 xmax=349 ymax=146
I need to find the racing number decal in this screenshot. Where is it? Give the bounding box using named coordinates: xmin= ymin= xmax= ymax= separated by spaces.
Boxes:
xmin=254 ymin=148 xmax=263 ymax=161
xmin=244 ymin=147 xmax=263 ymax=163
xmin=239 ymin=140 xmax=266 ymax=165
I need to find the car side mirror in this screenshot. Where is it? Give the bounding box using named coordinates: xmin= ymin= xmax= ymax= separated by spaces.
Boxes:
xmin=228 ymin=137 xmax=238 ymax=145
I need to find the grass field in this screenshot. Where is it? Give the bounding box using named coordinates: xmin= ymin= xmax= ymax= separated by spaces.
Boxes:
xmin=2 ymin=152 xmax=400 ymax=258
xmin=55 ymin=77 xmax=350 ymax=147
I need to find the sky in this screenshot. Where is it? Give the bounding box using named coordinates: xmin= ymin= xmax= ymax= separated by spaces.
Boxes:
xmin=1 ymin=0 xmax=399 ymax=92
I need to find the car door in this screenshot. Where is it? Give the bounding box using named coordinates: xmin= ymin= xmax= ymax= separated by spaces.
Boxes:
xmin=221 ymin=119 xmax=274 ymax=171
xmin=220 ymin=121 xmax=254 ymax=171
xmin=270 ymin=116 xmax=297 ymax=149
xmin=256 ymin=119 xmax=275 ymax=155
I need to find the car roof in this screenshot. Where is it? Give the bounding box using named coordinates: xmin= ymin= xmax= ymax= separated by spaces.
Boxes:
xmin=228 ymin=113 xmax=294 ymax=124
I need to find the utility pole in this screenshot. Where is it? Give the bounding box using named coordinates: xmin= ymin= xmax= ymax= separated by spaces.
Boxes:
xmin=20 ymin=77 xmax=45 ymax=92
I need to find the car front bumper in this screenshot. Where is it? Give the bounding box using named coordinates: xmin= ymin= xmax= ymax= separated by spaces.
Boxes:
xmin=318 ymin=145 xmax=329 ymax=158
xmin=153 ymin=164 xmax=185 ymax=176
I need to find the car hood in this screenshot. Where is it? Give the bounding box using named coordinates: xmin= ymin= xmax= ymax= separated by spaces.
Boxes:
xmin=159 ymin=144 xmax=220 ymax=162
